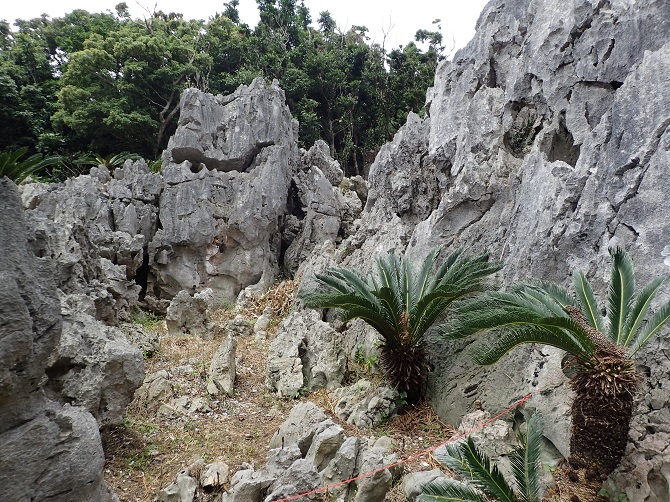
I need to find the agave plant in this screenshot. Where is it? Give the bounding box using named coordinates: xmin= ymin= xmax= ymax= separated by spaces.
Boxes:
xmin=441 ymin=247 xmax=670 ymax=474
xmin=0 ymin=147 xmax=62 ymax=184
xmin=419 ymin=412 xmax=544 ymax=502
xmin=298 ymin=249 xmax=501 ymax=403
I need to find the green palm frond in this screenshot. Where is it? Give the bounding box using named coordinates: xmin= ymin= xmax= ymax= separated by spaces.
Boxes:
xmin=298 ymin=248 xmax=500 ymax=398
xmin=573 ymin=271 xmax=604 ymax=332
xmin=418 ymin=477 xmax=490 ymax=502
xmin=435 ymin=438 xmax=517 ymax=502
xmin=471 ymin=324 xmax=594 ymax=365
xmin=510 ymin=412 xmax=543 ymax=502
xmin=622 ymin=278 xmax=663 ymax=347
xmin=629 ymin=301 xmax=670 ymax=355
xmin=608 ymin=247 xmax=636 ymax=344
xmin=0 ymin=147 xmax=63 ymax=184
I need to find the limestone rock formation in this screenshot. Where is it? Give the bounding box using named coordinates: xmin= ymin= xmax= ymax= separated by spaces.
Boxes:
xmin=225 ymin=402 xmax=399 ymax=501
xmin=47 ymin=293 xmax=144 ymax=427
xmin=288 ymin=0 xmax=670 ymax=496
xmin=267 ymin=310 xmax=346 ymax=397
xmin=0 ymin=179 xmax=117 ymax=502
xmin=151 ymin=78 xmax=300 ymax=304
xmin=21 ymin=161 xmax=161 ymax=324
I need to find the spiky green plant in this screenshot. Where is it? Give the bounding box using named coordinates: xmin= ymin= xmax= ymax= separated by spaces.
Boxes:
xmin=441 ymin=247 xmax=670 ymax=473
xmin=419 ymin=412 xmax=544 ymax=502
xmin=298 ymin=249 xmax=501 ymax=403
xmin=0 ymin=147 xmax=63 ymax=184
xmin=74 ymin=152 xmax=142 ymax=170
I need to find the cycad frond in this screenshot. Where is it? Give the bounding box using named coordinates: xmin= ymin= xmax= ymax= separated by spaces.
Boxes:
xmin=510 ymin=412 xmax=543 ymax=502
xmin=0 ymin=147 xmax=62 ymax=184
xmin=608 ymin=247 xmax=636 ymax=344
xmin=622 ymin=277 xmax=663 ymax=347
xmin=435 ymin=438 xmax=517 ymax=502
xmin=630 ymin=301 xmax=670 ymax=355
xmin=418 ymin=477 xmax=491 ymax=502
xmin=471 ymin=322 xmax=595 ymax=365
xmin=573 ymin=272 xmax=605 ymax=332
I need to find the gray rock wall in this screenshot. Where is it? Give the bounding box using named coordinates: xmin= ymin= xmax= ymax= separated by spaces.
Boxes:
xmin=318 ymin=0 xmax=670 ymax=497
xmin=0 ymin=179 xmax=117 ymax=502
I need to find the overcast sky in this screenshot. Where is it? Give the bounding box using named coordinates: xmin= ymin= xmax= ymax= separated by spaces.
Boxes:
xmin=2 ymin=0 xmax=490 ymax=54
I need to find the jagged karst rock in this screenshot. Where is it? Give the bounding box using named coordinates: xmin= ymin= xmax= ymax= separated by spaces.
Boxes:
xmin=20 ymin=160 xmax=161 ymax=324
xmin=123 ymin=323 xmax=161 ymax=358
xmin=151 ymin=78 xmax=300 ymax=303
xmin=225 ymin=402 xmax=398 ymax=502
xmin=46 ymin=293 xmax=144 ymax=427
xmin=0 ymin=179 xmax=117 ymax=502
xmin=207 ymin=335 xmax=237 ymax=396
xmin=301 ymin=139 xmax=344 ymax=186
xmin=267 ymin=310 xmax=345 ymax=397
xmin=166 ymin=289 xmax=215 ymax=336
xmin=133 ymin=370 xmax=174 ymax=411
xmin=284 ymin=166 xmax=343 ymax=275
xmin=331 ymin=379 xmax=402 ymax=429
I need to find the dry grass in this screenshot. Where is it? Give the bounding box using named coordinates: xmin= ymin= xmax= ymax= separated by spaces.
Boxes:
xmin=104 ymin=281 xmax=609 ymax=501
xmin=104 ymin=321 xmax=292 ymax=501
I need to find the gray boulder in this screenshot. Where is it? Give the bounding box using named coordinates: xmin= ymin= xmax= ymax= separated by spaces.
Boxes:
xmin=207 ymin=335 xmax=237 ymax=396
xmin=331 ymin=379 xmax=402 ymax=429
xmin=267 ymin=310 xmax=346 ymax=397
xmin=166 ymin=288 xmax=215 ymax=336
xmin=46 ymin=293 xmax=144 ymax=427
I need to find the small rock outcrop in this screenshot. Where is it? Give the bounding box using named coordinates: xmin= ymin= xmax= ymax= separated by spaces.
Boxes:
xmin=0 ymin=179 xmax=117 ymax=502
xmin=266 ymin=310 xmax=346 ymax=397
xmin=224 ymin=402 xmax=399 ymax=502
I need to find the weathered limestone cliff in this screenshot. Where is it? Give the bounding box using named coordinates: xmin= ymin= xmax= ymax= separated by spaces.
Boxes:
xmin=0 ymin=180 xmax=119 ymax=502
xmin=326 ymin=0 xmax=670 ymax=498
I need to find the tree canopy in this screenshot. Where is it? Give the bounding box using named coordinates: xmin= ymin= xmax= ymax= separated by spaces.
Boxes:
xmin=0 ymin=1 xmax=445 ymax=177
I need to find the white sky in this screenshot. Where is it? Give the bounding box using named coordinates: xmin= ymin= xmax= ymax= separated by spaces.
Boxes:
xmin=1 ymin=0 xmax=490 ymax=54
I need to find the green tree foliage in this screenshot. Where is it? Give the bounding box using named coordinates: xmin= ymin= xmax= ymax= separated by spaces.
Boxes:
xmin=441 ymin=248 xmax=670 ymax=474
xmin=419 ymin=412 xmax=544 ymax=502
xmin=0 ymin=4 xmax=444 ymax=178
xmin=299 ymin=249 xmax=501 ymax=403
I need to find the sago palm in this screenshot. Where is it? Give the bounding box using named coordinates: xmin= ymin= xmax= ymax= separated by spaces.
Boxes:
xmin=298 ymin=249 xmax=501 ymax=403
xmin=441 ymin=247 xmax=670 ymax=474
xmin=419 ymin=411 xmax=544 ymax=502
xmin=0 ymin=147 xmax=62 ymax=184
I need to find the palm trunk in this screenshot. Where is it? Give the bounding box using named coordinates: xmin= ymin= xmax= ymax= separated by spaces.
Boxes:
xmin=566 ymin=306 xmax=638 ymax=474
xmin=379 ymin=341 xmax=429 ymax=404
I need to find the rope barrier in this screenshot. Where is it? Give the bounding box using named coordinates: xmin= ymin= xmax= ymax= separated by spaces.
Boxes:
xmin=271 ymin=390 xmax=537 ymax=502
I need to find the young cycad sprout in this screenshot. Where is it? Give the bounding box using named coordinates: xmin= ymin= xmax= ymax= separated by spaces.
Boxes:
xmin=419 ymin=411 xmax=544 ymax=502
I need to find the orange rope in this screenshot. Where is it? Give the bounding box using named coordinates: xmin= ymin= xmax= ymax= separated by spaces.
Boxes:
xmin=271 ymin=391 xmax=536 ymax=502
